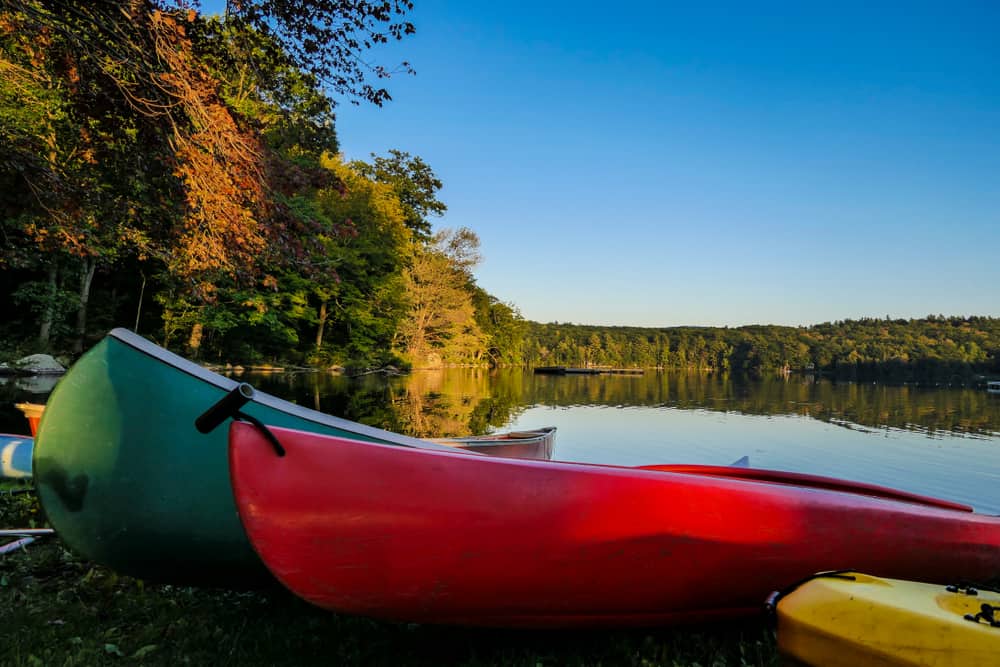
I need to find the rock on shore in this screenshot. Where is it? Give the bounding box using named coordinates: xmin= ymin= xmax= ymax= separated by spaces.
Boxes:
xmin=0 ymin=354 xmax=66 ymax=376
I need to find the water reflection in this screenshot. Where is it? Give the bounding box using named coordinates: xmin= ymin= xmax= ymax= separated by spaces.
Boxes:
xmin=0 ymin=374 xmax=61 ymax=395
xmin=240 ymin=368 xmax=528 ymax=439
xmin=241 ymin=370 xmax=1000 ymax=440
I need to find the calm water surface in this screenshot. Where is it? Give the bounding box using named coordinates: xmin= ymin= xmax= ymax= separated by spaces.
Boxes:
xmin=3 ymin=369 xmax=998 ymax=512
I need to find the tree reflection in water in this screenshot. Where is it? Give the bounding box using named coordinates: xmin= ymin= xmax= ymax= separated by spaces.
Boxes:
xmin=233 ymin=370 xmax=1000 ymax=440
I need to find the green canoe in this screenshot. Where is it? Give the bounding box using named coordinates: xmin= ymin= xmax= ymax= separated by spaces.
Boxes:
xmin=34 ymin=329 xmax=542 ymax=587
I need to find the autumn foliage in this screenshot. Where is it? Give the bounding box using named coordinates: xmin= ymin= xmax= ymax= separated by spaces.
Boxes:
xmin=0 ymin=0 xmax=526 ymax=367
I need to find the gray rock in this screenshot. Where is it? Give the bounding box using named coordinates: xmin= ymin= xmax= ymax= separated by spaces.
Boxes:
xmin=12 ymin=353 xmax=66 ymax=375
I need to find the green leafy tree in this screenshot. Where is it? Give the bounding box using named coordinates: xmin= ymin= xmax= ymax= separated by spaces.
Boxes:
xmin=213 ymin=0 xmax=416 ymax=107
xmin=396 ymin=228 xmax=486 ymax=367
xmin=1 ymin=7 xmax=173 ymax=351
xmin=352 ymin=150 xmax=446 ymax=240
xmin=471 ymin=287 xmax=526 ymax=367
xmin=308 ymin=155 xmax=412 ymax=365
xmin=1 ymin=0 xmax=417 ymax=357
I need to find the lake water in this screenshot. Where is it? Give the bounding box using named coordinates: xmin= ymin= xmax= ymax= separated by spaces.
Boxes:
xmin=3 ymin=369 xmax=999 ymax=513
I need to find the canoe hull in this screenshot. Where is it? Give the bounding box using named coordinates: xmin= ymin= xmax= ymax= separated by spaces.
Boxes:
xmin=36 ymin=334 xmax=273 ymax=585
xmin=32 ymin=329 xmax=537 ymax=587
xmin=775 ymin=572 xmax=1000 ymax=666
xmin=230 ymin=423 xmax=1000 ymax=627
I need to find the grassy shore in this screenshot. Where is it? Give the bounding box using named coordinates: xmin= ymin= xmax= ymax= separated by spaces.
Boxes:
xmin=1 ymin=489 xmax=777 ymax=666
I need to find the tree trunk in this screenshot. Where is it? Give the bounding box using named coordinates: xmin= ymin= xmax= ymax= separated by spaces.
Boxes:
xmin=134 ymin=272 xmax=146 ymax=332
xmin=188 ymin=322 xmax=203 ymax=356
xmin=72 ymin=258 xmax=97 ymax=354
xmin=38 ymin=262 xmax=58 ymax=348
xmin=315 ymin=300 xmax=328 ymax=350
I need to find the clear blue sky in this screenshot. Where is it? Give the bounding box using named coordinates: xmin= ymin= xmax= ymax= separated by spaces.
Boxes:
xmin=209 ymin=1 xmax=1000 ymax=327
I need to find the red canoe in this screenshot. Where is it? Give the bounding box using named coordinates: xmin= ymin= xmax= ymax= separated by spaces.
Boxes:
xmin=229 ymin=423 xmax=1000 ymax=628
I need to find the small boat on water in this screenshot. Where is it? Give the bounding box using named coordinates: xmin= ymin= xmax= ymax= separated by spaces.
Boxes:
xmin=228 ymin=421 xmax=1000 ymax=628
xmin=32 ymin=329 xmax=555 ymax=587
xmin=770 ymin=572 xmax=1000 ymax=666
xmin=988 ymin=380 xmax=1000 ymax=394
xmin=532 ymin=366 xmax=643 ymax=375
xmin=430 ymin=427 xmax=555 ymax=460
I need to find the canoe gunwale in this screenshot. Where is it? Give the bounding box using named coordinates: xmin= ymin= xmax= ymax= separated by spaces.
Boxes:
xmin=108 ymin=328 xmax=463 ymax=453
xmin=637 ymin=463 xmax=977 ymax=513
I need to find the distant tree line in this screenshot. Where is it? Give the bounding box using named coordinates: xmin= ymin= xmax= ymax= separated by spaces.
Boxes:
xmin=524 ymin=317 xmax=1000 ymax=381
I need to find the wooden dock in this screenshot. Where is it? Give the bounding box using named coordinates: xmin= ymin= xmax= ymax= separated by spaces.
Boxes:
xmin=533 ymin=366 xmax=644 ymax=376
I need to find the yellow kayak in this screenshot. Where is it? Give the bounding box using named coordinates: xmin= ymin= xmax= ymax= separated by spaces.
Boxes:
xmin=771 ymin=572 xmax=1000 ymax=666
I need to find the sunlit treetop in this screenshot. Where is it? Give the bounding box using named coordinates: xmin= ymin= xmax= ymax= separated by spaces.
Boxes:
xmin=209 ymin=0 xmax=415 ymax=106
xmin=352 ymin=150 xmax=446 ymax=240
xmin=5 ymin=0 xmax=415 ymax=107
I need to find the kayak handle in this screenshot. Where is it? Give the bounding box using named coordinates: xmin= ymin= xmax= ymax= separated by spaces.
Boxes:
xmin=196 ymin=383 xmax=255 ymax=434
xmin=964 ymin=603 xmax=999 ymax=628
xmin=764 ymin=570 xmax=857 ymax=624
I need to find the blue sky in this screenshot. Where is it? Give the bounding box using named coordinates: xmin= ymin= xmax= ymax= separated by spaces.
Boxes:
xmin=207 ymin=1 xmax=999 ymax=327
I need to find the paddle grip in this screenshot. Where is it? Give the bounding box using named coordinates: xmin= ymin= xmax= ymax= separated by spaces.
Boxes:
xmin=196 ymin=383 xmax=255 ymax=434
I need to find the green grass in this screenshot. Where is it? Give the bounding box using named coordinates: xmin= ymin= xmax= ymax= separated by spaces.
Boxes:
xmin=1 ymin=490 xmax=778 ymax=666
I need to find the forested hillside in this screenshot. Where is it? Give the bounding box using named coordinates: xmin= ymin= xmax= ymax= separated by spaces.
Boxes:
xmin=525 ymin=317 xmax=1000 ymax=380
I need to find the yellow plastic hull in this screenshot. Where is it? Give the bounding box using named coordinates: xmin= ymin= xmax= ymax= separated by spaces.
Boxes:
xmin=776 ymin=572 xmax=1000 ymax=666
